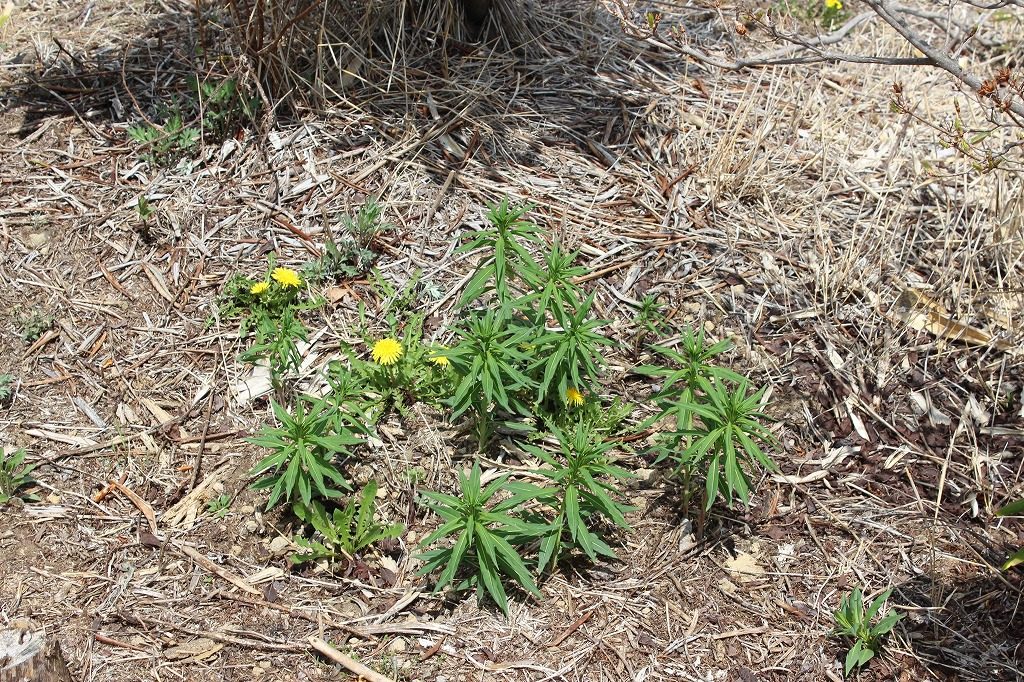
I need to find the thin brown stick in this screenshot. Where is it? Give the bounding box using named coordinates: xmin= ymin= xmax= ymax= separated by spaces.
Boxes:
xmin=309 ymin=637 xmax=396 ymax=682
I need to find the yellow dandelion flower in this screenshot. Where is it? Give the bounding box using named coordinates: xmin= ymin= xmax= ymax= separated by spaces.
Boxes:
xmin=250 ymin=281 xmax=270 ymax=295
xmin=371 ymin=338 xmax=403 ymax=366
xmin=566 ymin=387 xmax=585 ymax=407
xmin=271 ymin=267 xmax=301 ymax=288
xmin=428 ymin=346 xmax=450 ymax=369
xmin=824 ymin=0 xmax=842 ymax=9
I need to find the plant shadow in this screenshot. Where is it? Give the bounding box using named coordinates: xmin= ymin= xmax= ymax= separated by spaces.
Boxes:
xmin=895 ymin=562 xmax=1024 ymax=681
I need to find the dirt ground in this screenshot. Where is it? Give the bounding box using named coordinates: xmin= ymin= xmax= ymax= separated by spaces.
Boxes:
xmin=1 ymin=1 xmax=1023 ymax=681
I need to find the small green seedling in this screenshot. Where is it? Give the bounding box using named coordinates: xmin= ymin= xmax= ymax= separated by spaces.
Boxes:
xmin=634 ymin=293 xmax=669 ymax=339
xmin=128 ymin=115 xmax=200 ymax=167
xmin=304 ymin=201 xmax=391 ymax=283
xmin=996 ymin=498 xmax=1024 ymax=569
xmin=833 ymin=587 xmax=903 ymax=676
xmin=17 ymin=311 xmax=52 ymax=343
xmin=0 ymin=447 xmax=37 ymax=504
xmin=206 ymin=494 xmax=231 ymax=517
xmin=291 ymin=481 xmax=404 ymax=565
xmin=136 ymin=196 xmax=155 ymax=222
xmin=0 ymin=374 xmax=15 ymax=406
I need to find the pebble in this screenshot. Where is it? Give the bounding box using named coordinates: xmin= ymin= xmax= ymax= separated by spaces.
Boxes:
xmin=268 ymin=536 xmax=291 ymax=556
xmin=388 ymin=637 xmax=407 ymax=654
xmin=631 ymin=468 xmax=660 ymax=489
xmin=25 ymin=232 xmax=48 ymax=250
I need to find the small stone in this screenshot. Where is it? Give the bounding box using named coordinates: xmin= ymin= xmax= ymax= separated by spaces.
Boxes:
xmin=388 ymin=637 xmax=407 ymax=654
xmin=239 ymin=505 xmax=255 ymax=515
xmin=632 ymin=468 xmax=660 ymax=489
xmin=229 ymin=545 xmax=243 ymax=556
xmin=268 ymin=536 xmax=291 ymax=556
xmin=703 ymin=320 xmax=715 ymax=333
xmin=25 ymin=232 xmax=48 ymax=249
xmin=244 ymin=520 xmax=259 ymax=533
xmin=724 ymin=552 xmax=764 ymax=583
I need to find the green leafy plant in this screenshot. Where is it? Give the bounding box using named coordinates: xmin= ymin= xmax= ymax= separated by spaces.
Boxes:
xmin=344 ymin=199 xmax=392 ymax=250
xmin=291 ymin=481 xmax=404 ymax=565
xmin=833 ymin=587 xmax=903 ymax=677
xmin=240 ymin=307 xmax=308 ymax=393
xmin=445 ymin=308 xmax=536 ymax=449
xmin=531 ymin=291 xmax=614 ymax=407
xmin=669 ymin=377 xmax=778 ymax=511
xmin=136 ymin=195 xmax=155 ymax=222
xmin=996 ymin=498 xmax=1024 ymax=569
xmin=322 ymin=364 xmax=376 ymax=437
xmin=305 ymin=238 xmax=375 ymax=283
xmin=190 ymin=75 xmax=259 ymax=142
xmin=305 ymin=201 xmax=392 ymax=283
xmin=417 ymin=462 xmax=542 ymax=615
xmin=247 ymin=396 xmax=361 ymax=509
xmin=206 ymin=493 xmax=231 ymax=517
xmin=0 ymin=374 xmax=15 ymax=407
xmin=457 ymin=199 xmax=541 ymax=307
xmin=519 ymin=240 xmax=586 ymax=322
xmin=519 ymin=421 xmax=633 ymax=571
xmin=17 ymin=311 xmax=52 ymax=343
xmin=633 ymin=293 xmax=670 ymax=342
xmin=0 ymin=447 xmax=37 ymax=505
xmin=128 ymin=114 xmax=200 ymax=167
xmin=637 ymin=329 xmax=760 ymax=513
xmin=636 ymin=327 xmax=743 ymax=433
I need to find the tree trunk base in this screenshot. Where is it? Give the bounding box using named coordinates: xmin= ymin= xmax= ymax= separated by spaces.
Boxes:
xmin=0 ymin=627 xmax=75 ymax=682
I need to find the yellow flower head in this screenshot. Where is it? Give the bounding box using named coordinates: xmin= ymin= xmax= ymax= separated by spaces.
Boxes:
xmin=428 ymin=346 xmax=450 ymax=369
xmin=566 ymin=387 xmax=585 ymax=408
xmin=371 ymin=338 xmax=403 ymax=366
xmin=824 ymin=0 xmax=842 ymax=9
xmin=271 ymin=267 xmax=301 ymax=288
xmin=250 ymin=281 xmax=270 ymax=295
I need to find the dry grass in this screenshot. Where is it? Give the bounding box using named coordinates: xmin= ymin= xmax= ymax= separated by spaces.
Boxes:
xmin=0 ymin=0 xmax=1022 ymax=680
